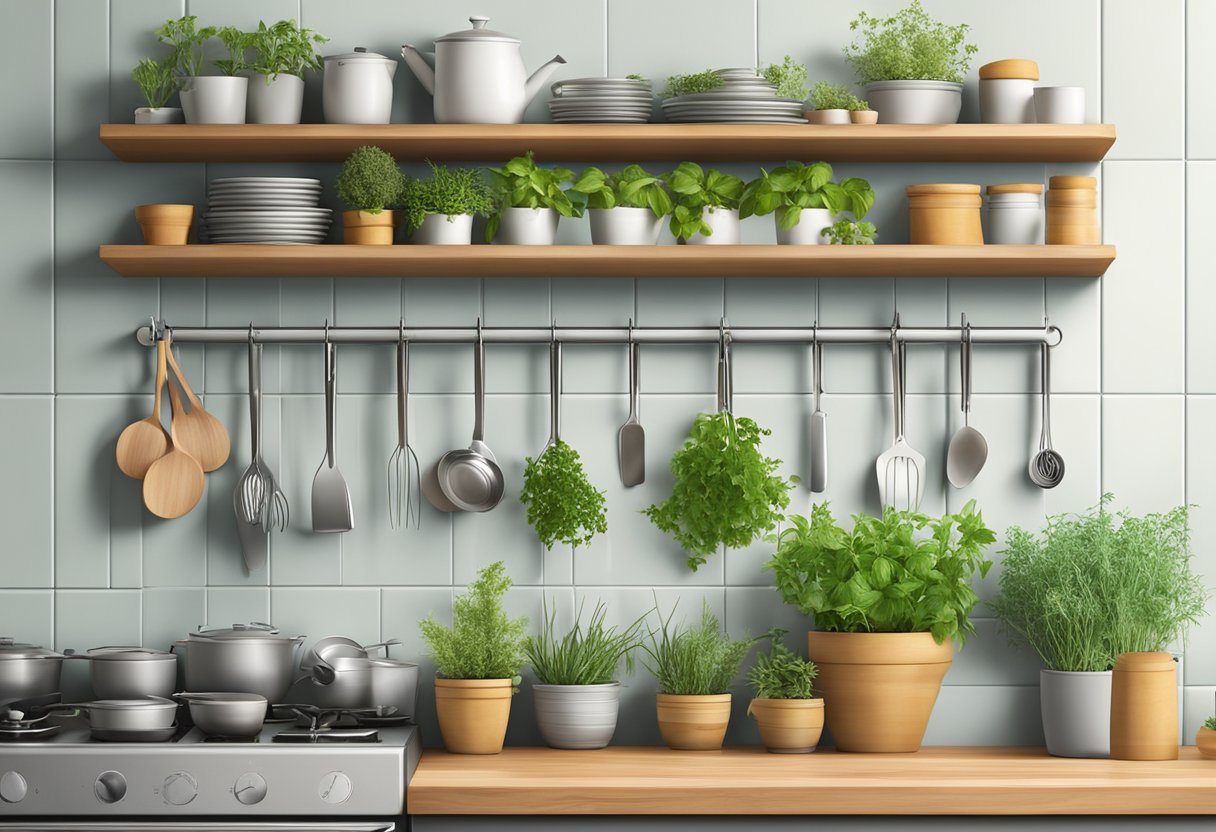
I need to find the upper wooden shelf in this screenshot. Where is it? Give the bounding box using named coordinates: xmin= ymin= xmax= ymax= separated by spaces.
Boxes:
xmin=98 ymin=244 xmax=1115 ymax=279
xmin=407 ymin=746 xmax=1216 ymax=816
xmin=98 ymin=123 xmax=1116 ymax=163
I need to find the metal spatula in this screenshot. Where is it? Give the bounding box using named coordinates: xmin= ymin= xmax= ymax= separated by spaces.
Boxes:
xmin=618 ymin=324 xmax=645 ymax=487
xmin=809 ymin=331 xmax=827 ymax=493
xmin=311 ymin=337 xmax=354 ymax=533
xmin=876 ymin=331 xmax=925 ymax=511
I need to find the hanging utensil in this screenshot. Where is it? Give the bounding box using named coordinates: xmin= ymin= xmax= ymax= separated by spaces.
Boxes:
xmin=164 ymin=335 xmax=231 ymax=472
xmin=311 ymin=325 xmax=354 ymax=533
xmin=540 ymin=330 xmax=562 ymax=459
xmin=1029 ymin=340 xmax=1066 ymax=489
xmin=876 ymin=320 xmax=926 ymax=511
xmin=388 ymin=321 xmax=421 ymax=530
xmin=435 ymin=319 xmax=505 ymax=513
xmin=809 ymin=326 xmax=827 ymax=494
xmin=115 ymin=329 xmax=169 ymax=480
xmin=618 ymin=319 xmax=645 ymax=487
xmin=946 ymin=314 xmax=989 ymax=488
xmin=234 ymin=328 xmax=268 ymax=572
xmin=717 ymin=318 xmax=733 ymax=414
xmin=143 ymin=353 xmax=206 ymax=520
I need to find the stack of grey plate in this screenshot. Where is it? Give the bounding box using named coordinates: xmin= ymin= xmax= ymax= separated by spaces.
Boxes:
xmin=548 ymin=77 xmax=654 ymax=123
xmin=660 ymin=68 xmax=807 ymax=123
xmin=203 ymin=177 xmax=332 ymax=244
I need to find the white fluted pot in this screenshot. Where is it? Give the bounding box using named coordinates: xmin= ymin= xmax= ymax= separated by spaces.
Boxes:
xmin=533 ymin=682 xmax=621 ymax=749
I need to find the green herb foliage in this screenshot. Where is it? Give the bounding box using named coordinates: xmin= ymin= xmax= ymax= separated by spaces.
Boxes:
xmin=214 ymin=26 xmax=253 ymax=76
xmin=665 ymin=162 xmax=745 ymax=242
xmin=247 ymin=19 xmax=328 ymax=80
xmin=765 ymin=501 xmax=995 ymax=646
xmin=625 ymin=73 xmax=645 ymax=81
xmin=644 ymin=602 xmax=756 ymax=695
xmin=663 ymin=69 xmax=725 ymax=98
xmin=156 ymin=16 xmax=216 ymax=78
xmin=485 ymin=152 xmax=582 ymax=241
xmin=747 ymin=631 xmax=817 ymax=699
xmin=990 ymin=496 xmax=1207 ymax=672
xmin=824 ymin=219 xmax=878 ymax=245
xmin=571 ymin=165 xmax=673 ymax=218
xmin=419 ymin=561 xmax=527 ymax=685
xmin=1206 ymin=716 xmax=1216 ymax=731
xmin=336 ymin=146 xmax=405 ymax=214
xmin=399 ymin=161 xmax=494 ymax=234
xmin=525 ymin=599 xmax=648 ymax=686
xmin=740 ymin=161 xmax=875 ymax=231
xmin=645 ymin=411 xmax=794 ymax=571
xmin=760 ymin=56 xmax=809 ymax=100
xmin=520 ymin=440 xmax=608 ymax=550
xmin=844 ymin=0 xmax=978 ymax=84
xmin=132 ymin=57 xmax=178 ymax=109
xmin=810 ymin=81 xmax=868 ymax=111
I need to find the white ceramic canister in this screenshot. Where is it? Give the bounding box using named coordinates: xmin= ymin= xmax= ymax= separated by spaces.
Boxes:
xmin=985 ymin=183 xmax=1044 ymax=245
xmin=862 ymin=80 xmax=962 ymax=124
xmin=323 ymin=47 xmax=398 ymax=124
xmin=589 ymin=207 xmax=664 ymax=245
xmin=775 ymin=207 xmax=834 ymax=245
xmin=684 ymin=206 xmax=740 ymax=245
xmin=411 ymin=213 xmax=475 ymax=245
xmin=1034 ymin=86 xmax=1086 ymax=124
xmin=979 ymin=59 xmax=1039 ymax=124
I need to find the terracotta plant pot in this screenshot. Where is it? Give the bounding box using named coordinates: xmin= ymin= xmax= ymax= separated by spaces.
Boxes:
xmin=807 ymin=109 xmax=850 ymax=125
xmin=747 ymin=698 xmax=824 ymax=753
xmin=907 ymin=184 xmax=984 ymax=245
xmin=343 ymin=210 xmax=398 ymax=245
xmin=1110 ymin=652 xmax=1178 ymax=761
xmin=1197 ymin=726 xmax=1216 ymax=759
xmin=655 ymin=693 xmax=731 ymax=750
xmin=808 ymin=631 xmax=953 ymax=753
xmin=850 ymin=110 xmax=879 ymax=124
xmin=135 ymin=204 xmax=194 ymax=245
xmin=433 ymin=677 xmax=513 ymax=754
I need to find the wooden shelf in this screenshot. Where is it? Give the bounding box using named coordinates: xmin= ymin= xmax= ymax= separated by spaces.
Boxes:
xmin=99 ymin=123 xmax=1116 ymax=163
xmin=406 ymin=746 xmax=1216 ymax=816
xmin=98 ymin=244 xmax=1114 ymax=279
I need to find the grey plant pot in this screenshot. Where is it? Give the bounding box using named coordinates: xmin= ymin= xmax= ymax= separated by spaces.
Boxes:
xmin=1040 ymin=669 xmax=1112 ymax=758
xmin=248 ymin=73 xmax=305 ymax=124
xmin=533 ymin=682 xmax=621 ymax=749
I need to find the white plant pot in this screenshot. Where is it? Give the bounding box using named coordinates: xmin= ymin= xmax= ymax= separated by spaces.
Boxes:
xmin=247 ymin=73 xmax=305 ymax=124
xmin=411 ymin=213 xmax=475 ymax=245
xmin=1034 ymin=86 xmax=1086 ymax=124
xmin=684 ymin=206 xmax=740 ymax=245
xmin=495 ymin=207 xmax=559 ymax=245
xmin=134 ymin=107 xmax=184 ymax=124
xmin=180 ymin=76 xmax=249 ymax=124
xmin=1040 ymin=669 xmax=1112 ymax=758
xmin=774 ymin=208 xmax=834 ymax=245
xmin=808 ymin=109 xmax=850 ymax=125
xmin=863 ymin=80 xmax=962 ymax=124
xmin=589 ymin=207 xmax=664 ymax=245
xmin=533 ymin=683 xmax=621 ymax=750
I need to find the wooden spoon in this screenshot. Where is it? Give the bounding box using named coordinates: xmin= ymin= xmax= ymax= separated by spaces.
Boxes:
xmin=115 ymin=338 xmax=170 ymax=480
xmin=142 ymin=379 xmax=206 ymax=519
xmin=163 ymin=332 xmax=231 ymax=472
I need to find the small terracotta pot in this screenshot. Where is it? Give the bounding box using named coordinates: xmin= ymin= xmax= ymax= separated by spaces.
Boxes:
xmin=135 ymin=204 xmax=194 ymax=245
xmin=850 ymin=110 xmax=879 ymax=124
xmin=343 ymin=209 xmax=398 ymax=245
xmin=655 ymin=693 xmax=731 ymax=750
xmin=1110 ymin=652 xmax=1178 ymax=761
xmin=747 ymin=698 xmax=824 ymax=753
xmin=433 ymin=677 xmax=513 ymax=754
xmin=907 ymin=184 xmax=983 ymax=245
xmin=807 ymin=109 xmax=850 ymax=125
xmin=1197 ymin=726 xmax=1216 ymax=759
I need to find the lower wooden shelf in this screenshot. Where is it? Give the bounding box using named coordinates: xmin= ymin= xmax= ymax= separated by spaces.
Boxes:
xmin=406 ymin=746 xmax=1216 ymax=816
xmin=99 ymin=244 xmax=1115 ymax=278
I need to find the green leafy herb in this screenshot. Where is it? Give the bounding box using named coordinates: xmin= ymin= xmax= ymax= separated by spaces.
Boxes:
xmin=485 ymin=152 xmax=582 ymax=241
xmin=625 ymin=73 xmax=645 ymax=81
xmin=132 ymin=57 xmax=178 ymax=109
xmin=645 ymin=411 xmax=794 ymax=570
xmin=525 ymin=598 xmax=649 ymax=685
xmin=1206 ymin=716 xmax=1216 ymax=731
xmin=644 ymin=601 xmax=756 ymax=695
xmin=810 ymin=81 xmax=868 ymax=111
xmin=747 ymin=630 xmax=817 ymax=699
xmin=399 ymin=161 xmax=494 ymax=234
xmin=419 ymin=561 xmax=527 ymax=686
xmin=520 ymin=440 xmax=607 ymax=550
xmin=760 ymin=56 xmax=809 ymax=100
xmin=664 ymin=162 xmax=745 ymax=242
xmin=823 ymin=219 xmax=878 ymax=245
xmin=765 ymin=501 xmax=995 ymax=646
xmin=571 ymin=165 xmax=673 ymax=218
xmin=663 ymin=69 xmax=724 ymax=98
xmin=155 ymin=16 xmax=216 ymax=78
xmin=740 ymin=161 xmax=875 ymax=231
xmin=844 ymin=0 xmax=978 ymax=84
xmin=214 ymin=26 xmax=253 ymax=76
xmin=247 ymin=19 xmax=328 ymax=80
xmin=336 ymin=146 xmax=405 ymax=213
xmin=990 ymin=496 xmax=1207 ymax=672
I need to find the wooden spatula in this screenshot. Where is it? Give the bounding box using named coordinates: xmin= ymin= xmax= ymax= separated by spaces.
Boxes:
xmin=143 ymin=379 xmax=206 ymax=519
xmin=115 ymin=338 xmax=170 ymax=479
xmin=163 ymin=331 xmax=231 ymax=472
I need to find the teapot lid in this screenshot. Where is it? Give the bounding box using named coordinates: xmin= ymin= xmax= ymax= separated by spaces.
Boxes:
xmin=435 ymin=16 xmax=519 ymax=45
xmin=325 ymin=46 xmax=395 ymax=63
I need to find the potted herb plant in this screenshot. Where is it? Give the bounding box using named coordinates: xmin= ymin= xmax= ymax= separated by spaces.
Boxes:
xmin=525 ymin=599 xmax=648 ymax=750
xmin=419 ymin=561 xmax=527 ymax=754
xmin=644 ymin=603 xmax=756 ymax=751
xmin=571 ymin=165 xmax=673 ymax=245
xmin=665 ymin=162 xmax=745 ymax=245
xmin=246 ymin=19 xmax=328 ymax=124
xmin=991 ymin=498 xmax=1207 ymax=759
xmin=1199 ymin=705 xmax=1216 ymax=759
xmin=843 ymin=0 xmax=977 ymax=124
xmin=824 ymin=219 xmax=878 ymax=245
xmin=336 ymin=145 xmax=406 ymax=245
xmin=663 ymin=69 xmax=724 ymax=98
xmin=400 ymin=161 xmax=494 ymax=245
xmin=132 ymin=57 xmax=182 ymax=123
xmin=746 ymin=631 xmax=822 ymax=754
xmin=159 ymin=17 xmax=251 ymax=124
xmin=805 ymin=81 xmax=857 ymax=125
xmin=486 ymin=152 xmax=582 ymax=245
xmin=765 ymin=501 xmax=995 ymax=752
xmin=760 ymin=56 xmax=809 ymax=101
xmin=740 ymin=161 xmax=874 ymax=246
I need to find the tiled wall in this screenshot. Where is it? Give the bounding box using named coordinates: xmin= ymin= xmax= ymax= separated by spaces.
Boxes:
xmin=0 ymin=0 xmax=1212 ymax=747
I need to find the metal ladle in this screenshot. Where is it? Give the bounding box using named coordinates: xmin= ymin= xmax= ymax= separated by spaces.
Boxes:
xmin=435 ymin=319 xmax=505 ymax=513
xmin=1029 ymin=342 xmax=1065 ymax=489
xmin=946 ymin=314 xmax=988 ymax=488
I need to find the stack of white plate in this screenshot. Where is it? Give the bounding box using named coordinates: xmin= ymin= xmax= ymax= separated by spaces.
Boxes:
xmin=203 ymin=177 xmax=332 ymax=244
xmin=548 ymin=77 xmax=654 ymax=123
xmin=660 ymin=68 xmax=807 ymax=123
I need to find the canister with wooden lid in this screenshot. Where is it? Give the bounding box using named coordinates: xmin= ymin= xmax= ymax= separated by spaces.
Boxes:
xmin=979 ymin=59 xmax=1040 ymax=123
xmin=986 ymin=183 xmax=1043 ymax=244
xmin=1110 ymin=652 xmax=1179 ymax=761
xmin=907 ymin=184 xmax=983 ymax=245
xmin=1046 ymin=175 xmax=1100 ymax=244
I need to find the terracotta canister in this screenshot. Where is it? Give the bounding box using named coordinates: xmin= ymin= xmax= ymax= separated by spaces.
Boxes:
xmin=433 ymin=677 xmax=513 ymax=754
xmin=907 ymin=184 xmax=983 ymax=245
xmin=135 ymin=204 xmax=194 ymax=245
xmin=979 ymin=59 xmax=1039 ymax=123
xmin=343 ymin=210 xmax=398 ymax=245
xmin=1110 ymin=652 xmax=1178 ymax=761
xmin=655 ymin=693 xmax=731 ymax=750
xmin=747 ymin=698 xmax=824 ymax=753
xmin=986 ymin=184 xmax=1044 ymax=245
xmin=1046 ymin=175 xmax=1100 ymax=244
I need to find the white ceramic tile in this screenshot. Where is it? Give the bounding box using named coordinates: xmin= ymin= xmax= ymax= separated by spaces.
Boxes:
xmin=381 ymin=586 xmax=452 ymax=747
xmin=1187 ymin=164 xmax=1216 ymax=393
xmin=0 ymin=163 xmax=53 ymax=393
xmin=270 ymin=587 xmax=382 ymax=647
xmin=607 ymin=0 xmax=755 ymax=89
xmin=1043 ymin=395 xmax=1102 ymax=516
xmin=923 ymin=685 xmax=1044 ymax=746
xmin=726 ymin=278 xmax=815 ymax=396
xmin=142 ymin=587 xmax=205 ymax=651
xmin=1184 ymin=396 xmax=1216 ymax=686
xmin=817 ymin=278 xmax=893 ymax=394
xmin=54 ymin=0 xmax=110 ymax=160
xmin=1188 ymin=2 xmax=1216 ymax=158
xmin=1046 ymin=279 xmax=1101 ymax=394
xmin=0 ymin=397 xmax=53 ymax=587
xmin=947 ymin=279 xmax=1045 ymax=394
xmin=0 ymin=1 xmax=52 ymax=159
xmin=1103 ymin=0 xmax=1184 ymax=159
xmin=1101 ymin=395 xmax=1184 ymax=514
xmin=206 ymin=587 xmax=270 ymax=628
xmin=1183 ymin=687 xmax=1216 ymax=744
xmin=947 ymin=620 xmax=1045 ymax=687
xmin=636 ymin=279 xmax=724 ymax=395
xmin=0 ymin=591 xmax=54 ymax=647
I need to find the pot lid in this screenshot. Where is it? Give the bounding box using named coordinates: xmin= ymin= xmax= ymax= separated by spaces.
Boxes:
xmin=86 ymin=646 xmax=175 ymax=662
xmin=1113 ymin=651 xmax=1177 ymax=673
xmin=1048 ymin=175 xmax=1098 ymax=190
xmin=0 ymin=638 xmax=60 ymax=660
xmin=979 ymin=59 xmax=1040 ymax=81
xmin=435 ymin=16 xmax=519 ymax=44
xmin=987 ymin=183 xmax=1043 ymax=195
xmin=189 ymin=622 xmax=297 ymax=642
xmin=79 ymin=697 xmax=177 ymax=710
xmin=906 ymin=183 xmax=981 ymax=195
xmin=325 ymin=46 xmax=395 ymax=63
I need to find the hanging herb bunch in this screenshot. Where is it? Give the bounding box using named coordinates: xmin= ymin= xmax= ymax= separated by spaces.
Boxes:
xmin=521 ymin=440 xmax=607 ymax=549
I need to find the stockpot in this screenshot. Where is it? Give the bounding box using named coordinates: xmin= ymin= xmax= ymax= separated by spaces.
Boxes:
xmin=174 ymin=623 xmax=305 ymax=704
xmin=369 ymin=658 xmax=418 ymax=719
xmin=75 ymin=647 xmax=178 ymax=700
xmin=0 ymin=638 xmax=65 ymax=701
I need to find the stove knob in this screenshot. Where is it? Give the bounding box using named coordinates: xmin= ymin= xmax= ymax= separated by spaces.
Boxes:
xmin=234 ymin=773 xmax=267 ymax=805
xmin=0 ymin=771 xmax=27 ymax=804
xmin=162 ymin=771 xmax=198 ymax=806
xmin=94 ymin=771 xmax=127 ymax=804
xmin=318 ymin=771 xmax=352 ymax=805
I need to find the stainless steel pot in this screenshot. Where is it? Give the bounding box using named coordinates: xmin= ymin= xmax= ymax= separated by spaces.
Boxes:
xmin=307 ymin=656 xmax=373 ymax=709
xmin=176 ymin=692 xmax=267 ymax=737
xmin=57 ymin=697 xmax=178 ymax=732
xmin=369 ymin=659 xmax=418 ymax=719
xmin=78 ymin=647 xmax=177 ymax=700
xmin=173 ymin=623 xmax=305 ymax=704
xmin=0 ymin=637 xmax=64 ymax=701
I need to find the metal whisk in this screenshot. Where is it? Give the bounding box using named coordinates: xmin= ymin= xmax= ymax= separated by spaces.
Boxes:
xmin=388 ymin=324 xmax=421 ymax=529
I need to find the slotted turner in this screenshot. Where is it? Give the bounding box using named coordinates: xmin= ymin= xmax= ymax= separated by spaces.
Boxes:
xmin=311 ymin=337 xmax=354 ymax=533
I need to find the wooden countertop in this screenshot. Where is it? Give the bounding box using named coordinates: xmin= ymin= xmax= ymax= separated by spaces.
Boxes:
xmin=407 ymin=746 xmax=1216 ymax=815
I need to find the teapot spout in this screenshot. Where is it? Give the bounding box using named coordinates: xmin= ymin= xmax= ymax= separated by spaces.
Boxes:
xmin=400 ymin=44 xmax=435 ymax=95
xmin=524 ymin=54 xmax=567 ymax=105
